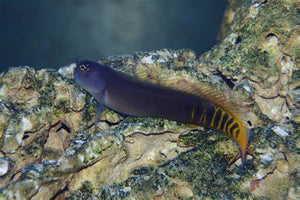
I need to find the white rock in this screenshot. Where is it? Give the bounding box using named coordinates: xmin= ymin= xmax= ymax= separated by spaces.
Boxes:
xmin=265 ymin=34 xmax=278 ymax=47
xmin=272 ymin=126 xmax=289 ymax=137
xmin=123 ymin=187 xmax=132 ymax=193
xmin=280 ymin=55 xmax=294 ymax=75
xmin=58 ymin=63 xmax=77 ymax=79
xmin=78 ymin=154 xmax=85 ymax=163
xmin=75 ymin=140 xmax=84 ymax=145
xmin=260 ymin=154 xmax=273 ymax=162
xmin=157 ymin=58 xmax=167 ymax=63
xmin=0 ymin=86 xmax=4 ymax=96
xmin=256 ymin=170 xmax=266 ymax=180
xmin=256 ymin=173 xmax=265 ymax=180
xmin=249 ymin=3 xmax=260 ymax=18
xmin=243 ymin=85 xmax=252 ymax=92
xmin=22 ymin=117 xmax=32 ymax=132
xmin=141 ymin=56 xmax=154 ymax=64
xmin=0 ymin=157 xmax=9 ymax=176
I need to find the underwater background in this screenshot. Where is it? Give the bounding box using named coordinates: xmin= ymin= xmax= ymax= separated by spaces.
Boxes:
xmin=0 ymin=0 xmax=227 ymax=72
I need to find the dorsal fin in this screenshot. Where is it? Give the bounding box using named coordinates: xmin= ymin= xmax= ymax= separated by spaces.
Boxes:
xmin=135 ymin=64 xmax=248 ymax=126
xmin=166 ymin=78 xmax=247 ymax=124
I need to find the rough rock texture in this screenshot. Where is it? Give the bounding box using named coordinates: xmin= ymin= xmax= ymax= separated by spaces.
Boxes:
xmin=0 ymin=0 xmax=299 ymax=199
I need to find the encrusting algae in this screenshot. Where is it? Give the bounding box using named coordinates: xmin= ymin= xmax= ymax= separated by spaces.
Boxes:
xmin=0 ymin=0 xmax=299 ymax=199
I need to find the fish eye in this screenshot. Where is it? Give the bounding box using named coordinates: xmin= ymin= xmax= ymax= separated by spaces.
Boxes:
xmin=79 ymin=64 xmax=89 ymax=71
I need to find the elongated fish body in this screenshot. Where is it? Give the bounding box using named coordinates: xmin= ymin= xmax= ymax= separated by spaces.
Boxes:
xmin=74 ymin=60 xmax=249 ymax=164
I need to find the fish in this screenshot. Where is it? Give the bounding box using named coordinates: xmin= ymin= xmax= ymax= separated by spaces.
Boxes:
xmin=74 ymin=60 xmax=249 ymax=165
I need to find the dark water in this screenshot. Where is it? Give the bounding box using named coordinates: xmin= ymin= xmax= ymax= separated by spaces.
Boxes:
xmin=0 ymin=0 xmax=227 ymax=72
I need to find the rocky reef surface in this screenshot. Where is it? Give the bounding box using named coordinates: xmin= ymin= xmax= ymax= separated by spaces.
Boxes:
xmin=0 ymin=0 xmax=299 ymax=199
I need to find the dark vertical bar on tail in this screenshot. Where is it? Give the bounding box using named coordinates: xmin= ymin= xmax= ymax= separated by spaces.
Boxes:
xmin=203 ymin=103 xmax=214 ymax=127
xmin=220 ymin=113 xmax=229 ymax=132
xmin=213 ymin=109 xmax=222 ymax=129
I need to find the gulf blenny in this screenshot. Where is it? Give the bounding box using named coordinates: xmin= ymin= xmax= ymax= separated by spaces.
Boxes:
xmin=74 ymin=60 xmax=249 ymax=165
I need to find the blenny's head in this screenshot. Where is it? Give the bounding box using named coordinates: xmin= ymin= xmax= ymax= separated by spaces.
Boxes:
xmin=74 ymin=60 xmax=106 ymax=93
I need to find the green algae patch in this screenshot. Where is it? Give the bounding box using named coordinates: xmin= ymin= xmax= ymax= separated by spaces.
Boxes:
xmin=66 ymin=181 xmax=96 ymax=200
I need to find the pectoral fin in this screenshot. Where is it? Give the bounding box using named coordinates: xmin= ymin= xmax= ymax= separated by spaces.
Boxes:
xmin=93 ymin=91 xmax=105 ymax=125
xmin=95 ymin=101 xmax=104 ymax=124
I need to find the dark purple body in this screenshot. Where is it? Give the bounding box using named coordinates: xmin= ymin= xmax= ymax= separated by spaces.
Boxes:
xmin=74 ymin=60 xmax=214 ymax=126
